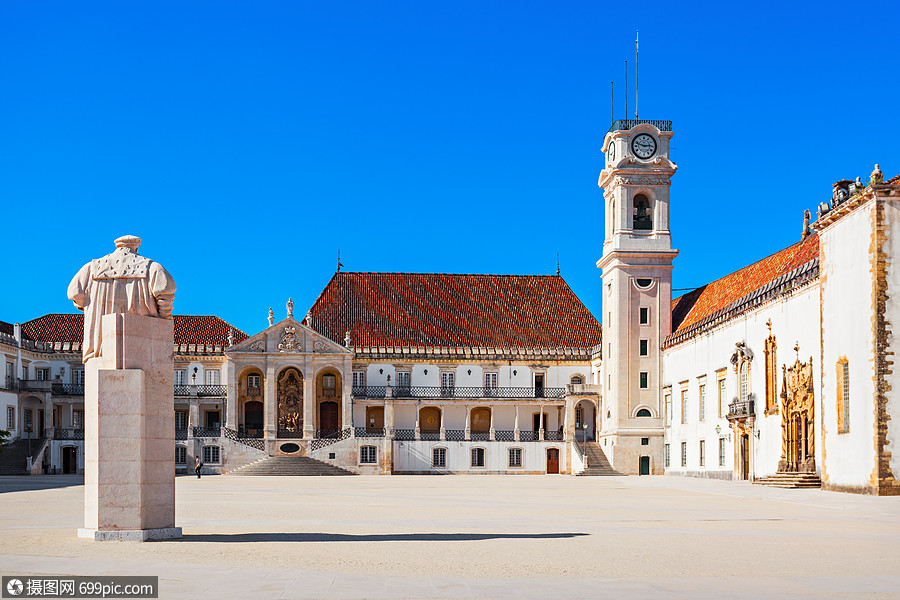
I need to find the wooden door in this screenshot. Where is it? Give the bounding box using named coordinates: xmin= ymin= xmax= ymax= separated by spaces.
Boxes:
xmin=319 ymin=402 xmax=339 ymax=433
xmin=64 ymin=447 xmax=77 ymax=474
xmin=640 ymin=456 xmax=650 ymax=475
xmin=244 ymin=401 xmax=263 ymax=432
xmin=366 ymin=406 xmax=384 ymax=431
xmin=741 ymin=434 xmax=749 ymax=480
xmin=546 ymin=448 xmax=559 ymax=474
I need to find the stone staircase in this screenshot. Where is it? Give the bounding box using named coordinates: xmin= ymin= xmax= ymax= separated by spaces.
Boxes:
xmin=754 ymin=472 xmax=822 ymax=489
xmin=0 ymin=439 xmax=35 ymax=476
xmin=577 ymin=442 xmax=625 ymax=476
xmin=228 ymin=456 xmax=356 ymax=476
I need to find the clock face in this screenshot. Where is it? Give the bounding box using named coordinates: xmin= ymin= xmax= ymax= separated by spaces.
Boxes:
xmin=608 ymin=143 xmax=615 ymax=162
xmin=631 ymin=133 xmax=657 ymax=159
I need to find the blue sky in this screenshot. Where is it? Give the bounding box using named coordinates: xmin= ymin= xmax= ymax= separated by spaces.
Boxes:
xmin=1 ymin=1 xmax=898 ymax=336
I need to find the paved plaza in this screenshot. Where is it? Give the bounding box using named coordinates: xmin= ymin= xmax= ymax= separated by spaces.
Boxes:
xmin=1 ymin=474 xmax=899 ymax=599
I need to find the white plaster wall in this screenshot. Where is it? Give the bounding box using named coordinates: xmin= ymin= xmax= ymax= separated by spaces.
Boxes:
xmin=393 ymin=440 xmax=567 ymax=473
xmin=883 ymin=199 xmax=900 ymax=481
xmin=663 ymin=283 xmax=821 ymax=478
xmin=48 ymin=440 xmax=85 ymax=472
xmin=1 ymin=391 xmax=16 ymax=436
xmin=820 ymin=202 xmax=877 ymax=489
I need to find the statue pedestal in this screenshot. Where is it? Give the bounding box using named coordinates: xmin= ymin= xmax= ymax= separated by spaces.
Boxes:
xmin=78 ymin=313 xmax=181 ymax=542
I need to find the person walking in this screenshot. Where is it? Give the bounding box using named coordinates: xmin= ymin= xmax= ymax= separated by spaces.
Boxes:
xmin=195 ymin=455 xmax=202 ymax=479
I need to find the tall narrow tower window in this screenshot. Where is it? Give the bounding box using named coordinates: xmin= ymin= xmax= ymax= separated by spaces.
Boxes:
xmin=633 ymin=194 xmax=652 ymax=230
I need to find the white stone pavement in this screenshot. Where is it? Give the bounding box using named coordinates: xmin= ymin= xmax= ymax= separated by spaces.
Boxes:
xmin=1 ymin=474 xmax=899 ymax=599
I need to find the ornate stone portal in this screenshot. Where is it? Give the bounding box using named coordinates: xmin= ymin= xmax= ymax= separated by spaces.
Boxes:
xmin=277 ymin=368 xmax=303 ymax=435
xmin=779 ymin=346 xmax=816 ymax=473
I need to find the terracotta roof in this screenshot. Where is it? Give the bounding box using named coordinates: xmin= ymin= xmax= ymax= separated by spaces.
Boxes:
xmin=20 ymin=314 xmax=247 ymax=346
xmin=0 ymin=320 xmax=14 ymax=337
xmin=308 ymin=272 xmax=602 ymax=350
xmin=672 ymin=233 xmax=820 ymax=333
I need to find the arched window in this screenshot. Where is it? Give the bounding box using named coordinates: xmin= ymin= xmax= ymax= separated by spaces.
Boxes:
xmin=739 ymin=362 xmax=749 ymax=402
xmin=633 ymin=194 xmax=652 ymax=230
xmin=570 ymin=375 xmax=584 ymax=385
xmin=636 ymin=408 xmax=652 ymax=417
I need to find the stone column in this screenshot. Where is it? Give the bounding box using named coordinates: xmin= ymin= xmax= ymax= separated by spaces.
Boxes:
xmin=225 ymin=359 xmax=237 ymax=430
xmin=43 ymin=399 xmax=54 ymax=438
xmin=514 ymin=405 xmax=520 ymax=442
xmin=564 ymin=396 xmax=575 ymax=442
xmin=464 ymin=405 xmax=471 ymax=441
xmin=488 ymin=406 xmax=495 ymax=441
xmin=188 ymin=398 xmax=200 ymax=436
xmin=303 ymin=377 xmax=314 ymax=439
xmin=539 ymin=405 xmax=545 ymax=441
xmin=439 ymin=406 xmax=446 ymax=441
xmin=414 ymin=406 xmax=420 ymax=440
xmin=342 ymin=359 xmax=353 ymax=435
xmin=385 ymin=400 xmax=394 ymax=439
xmin=265 ymin=362 xmax=276 ymax=441
xmin=79 ymin=313 xmax=180 ymax=541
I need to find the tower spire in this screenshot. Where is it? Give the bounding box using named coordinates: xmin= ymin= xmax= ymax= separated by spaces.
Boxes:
xmin=336 ymin=249 xmax=343 ymax=272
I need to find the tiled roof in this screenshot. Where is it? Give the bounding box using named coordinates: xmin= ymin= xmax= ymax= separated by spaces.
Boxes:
xmin=671 ymin=233 xmax=820 ymax=334
xmin=20 ymin=314 xmax=247 ymax=346
xmin=0 ymin=320 xmax=14 ymax=337
xmin=308 ymin=272 xmax=602 ymax=350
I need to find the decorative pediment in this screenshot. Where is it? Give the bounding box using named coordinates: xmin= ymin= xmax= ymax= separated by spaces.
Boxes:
xmin=226 ymin=317 xmax=352 ymax=356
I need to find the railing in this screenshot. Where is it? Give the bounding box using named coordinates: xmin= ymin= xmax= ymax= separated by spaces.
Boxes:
xmin=728 ymin=399 xmax=755 ymax=418
xmin=309 ymin=427 xmax=351 ymax=452
xmin=470 ymin=432 xmax=490 ymax=442
xmin=52 ymin=383 xmax=84 ymax=396
xmin=2 ymin=377 xmax=16 ymax=391
xmin=445 ymin=429 xmax=465 ymax=441
xmin=495 ymin=430 xmax=515 ymax=442
xmin=316 ymin=428 xmax=342 ymax=439
xmin=394 ymin=429 xmax=415 ymax=441
xmin=174 ymin=385 xmax=227 ymax=397
xmin=223 ymin=426 xmax=266 ymax=451
xmin=237 ymin=428 xmax=264 ymax=438
xmin=519 ymin=431 xmax=537 ymax=442
xmin=607 ymin=119 xmax=672 ymax=133
xmin=18 ymin=379 xmax=52 ymax=392
xmin=354 ymin=427 xmax=385 ymax=438
xmin=277 ymin=428 xmax=303 ymax=438
xmin=175 ymin=428 xmax=188 ymax=440
xmin=53 ymin=428 xmax=85 ymax=440
xmin=351 ymin=386 xmax=566 ymax=400
xmin=192 ymin=426 xmax=221 ymax=438
xmin=545 ymin=430 xmax=564 ymax=441
xmin=420 ymin=431 xmax=440 ymax=441
xmin=247 ymin=387 xmax=261 ymax=396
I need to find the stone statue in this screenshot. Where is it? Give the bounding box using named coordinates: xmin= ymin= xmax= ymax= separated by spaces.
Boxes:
xmin=801 ymin=209 xmax=810 ymax=240
xmin=67 ymin=235 xmax=176 ymax=363
xmin=305 ymin=311 xmax=312 ymax=327
xmin=268 ymin=307 xmax=274 ymax=326
xmin=287 ymin=297 xmax=294 ymax=318
xmin=871 ymin=164 xmax=884 ymax=185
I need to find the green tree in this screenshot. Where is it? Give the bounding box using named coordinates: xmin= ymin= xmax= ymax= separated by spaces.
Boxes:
xmin=0 ymin=429 xmax=10 ymax=453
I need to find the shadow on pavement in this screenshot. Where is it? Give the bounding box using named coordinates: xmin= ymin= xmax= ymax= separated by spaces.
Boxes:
xmin=0 ymin=475 xmax=85 ymax=494
xmin=179 ymin=532 xmax=588 ymax=543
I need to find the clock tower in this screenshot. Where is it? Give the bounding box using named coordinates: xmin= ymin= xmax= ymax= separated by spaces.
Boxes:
xmin=596 ymin=120 xmax=677 ymax=475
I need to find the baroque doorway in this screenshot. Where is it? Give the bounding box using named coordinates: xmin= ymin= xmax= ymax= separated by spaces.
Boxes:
xmin=779 ymin=349 xmax=816 ymax=473
xmin=277 ymin=368 xmax=303 ymax=437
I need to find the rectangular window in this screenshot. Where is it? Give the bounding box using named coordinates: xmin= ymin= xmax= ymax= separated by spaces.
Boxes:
xmin=24 ymin=409 xmax=32 ymax=431
xmin=471 ymin=447 xmax=485 ymax=468
xmin=72 ymin=369 xmax=85 ymax=385
xmin=7 ymin=406 xmax=14 ymax=429
xmin=719 ymin=438 xmax=726 ymax=467
xmin=681 ymin=441 xmax=687 ymax=467
xmin=718 ymin=377 xmax=726 ymax=418
xmin=174 ymin=369 xmax=187 ymax=386
xmin=322 ymin=373 xmax=336 ymax=397
xmin=508 ymin=447 xmax=523 ymax=468
xmin=202 ymin=445 xmax=220 ymax=464
xmin=680 ymin=389 xmax=688 ymax=424
xmin=664 ymin=443 xmax=670 ymax=468
xmin=396 ymin=370 xmax=411 ymax=393
xmin=205 ymin=369 xmax=220 ymax=385
xmin=247 ymin=374 xmax=261 ymax=389
xmin=665 ymin=393 xmax=672 ymax=425
xmin=699 ymin=440 xmax=706 ymax=467
xmin=640 ymin=372 xmax=648 ymax=389
xmin=73 ymin=410 xmax=84 ymax=430
xmin=432 ymin=447 xmax=447 ymax=468
xmin=175 ymin=446 xmax=187 ymax=464
xmin=360 ymin=445 xmax=377 ymax=464
xmin=639 ymin=307 xmax=649 ymax=325
xmin=36 ymin=368 xmax=50 ymax=381
xmin=175 ymin=411 xmax=187 ymax=430
xmin=352 ymin=371 xmax=366 ymax=390
xmin=639 ymin=339 xmax=649 ymax=356
xmin=441 ymin=371 xmax=455 ymax=396
xmin=699 ymin=384 xmax=706 ymax=422
xmin=22 ymin=365 xmax=28 ymax=380
xmin=575 ymin=407 xmax=583 ymax=428
xmin=484 ymin=372 xmax=498 ymax=396
xmin=641 ymin=437 xmax=649 ymax=446
xmin=838 ymin=359 xmax=850 ymax=433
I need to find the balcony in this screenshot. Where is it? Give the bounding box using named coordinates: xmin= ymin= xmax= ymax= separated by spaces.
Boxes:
xmin=727 ymin=399 xmax=755 ymax=419
xmin=351 ymin=386 xmax=566 ymax=400
xmin=18 ymin=379 xmax=53 ymax=393
xmin=192 ymin=426 xmax=221 ymax=438
xmin=174 ymin=385 xmax=227 ymax=398
xmin=52 ymin=428 xmax=85 ymax=440
xmin=607 ymin=119 xmax=672 ymax=134
xmin=51 ymin=383 xmax=84 ymax=396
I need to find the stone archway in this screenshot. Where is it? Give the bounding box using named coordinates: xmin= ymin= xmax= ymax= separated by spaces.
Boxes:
xmin=277 ymin=368 xmax=303 ymax=437
xmin=779 ymin=351 xmax=816 ymax=473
